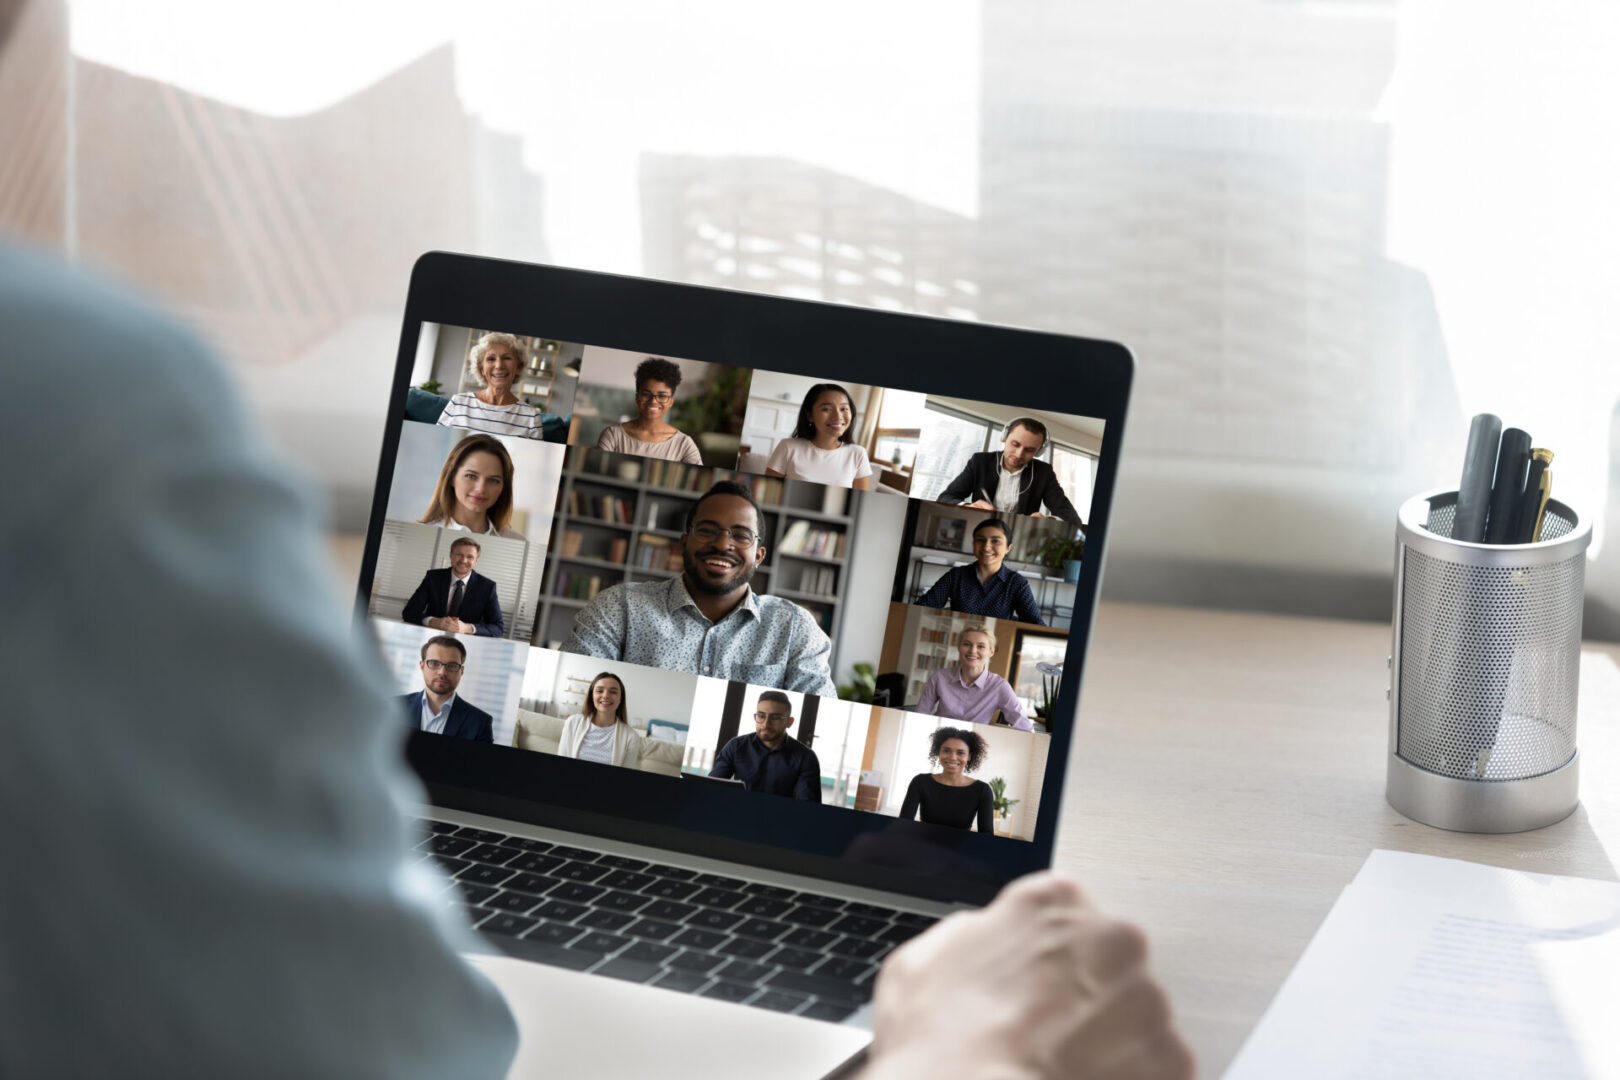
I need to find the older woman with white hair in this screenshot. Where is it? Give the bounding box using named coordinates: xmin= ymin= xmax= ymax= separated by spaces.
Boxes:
xmin=436 ymin=331 xmax=545 ymax=439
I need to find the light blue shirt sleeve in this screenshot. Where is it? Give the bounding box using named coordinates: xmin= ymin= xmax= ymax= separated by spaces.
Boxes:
xmin=561 ymin=586 xmax=629 ymax=659
xmin=0 ymin=246 xmax=516 ymax=1078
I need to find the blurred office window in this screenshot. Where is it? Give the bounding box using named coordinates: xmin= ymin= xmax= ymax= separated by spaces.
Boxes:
xmin=7 ymin=0 xmax=1617 ymax=633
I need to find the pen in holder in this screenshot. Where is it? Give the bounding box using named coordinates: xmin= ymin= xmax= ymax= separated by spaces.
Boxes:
xmin=1387 ymin=488 xmax=1590 ymax=833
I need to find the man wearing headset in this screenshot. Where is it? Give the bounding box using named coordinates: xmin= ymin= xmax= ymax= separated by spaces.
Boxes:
xmin=937 ymin=417 xmax=1085 ymax=525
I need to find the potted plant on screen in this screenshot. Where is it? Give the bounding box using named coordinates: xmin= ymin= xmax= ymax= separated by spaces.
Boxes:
xmin=989 ymin=777 xmax=1019 ymax=826
xmin=1032 ymin=662 xmax=1064 ymax=728
xmin=1036 ymin=534 xmax=1085 ymax=584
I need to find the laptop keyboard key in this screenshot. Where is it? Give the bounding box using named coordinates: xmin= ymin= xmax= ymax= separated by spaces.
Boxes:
xmin=503 ymin=873 xmax=561 ymax=896
xmin=499 ymin=837 xmax=553 ymax=853
xmin=554 ymin=861 xmax=610 ymax=883
xmin=764 ymin=971 xmax=870 ymax=1005
xmin=666 ymin=950 xmax=725 ymax=974
xmin=811 ymin=957 xmax=875 ymax=982
xmin=670 ymin=928 xmax=728 ymax=951
xmin=652 ymin=970 xmax=711 ymax=993
xmin=781 ymin=928 xmax=835 ymax=950
xmin=528 ymin=921 xmax=586 ymax=946
xmin=802 ymin=1001 xmax=856 ymax=1023
xmin=732 ymin=918 xmax=789 ymax=941
xmin=686 ymin=909 xmax=743 ymax=932
xmin=423 ymin=820 xmax=459 ymax=835
xmin=486 ymin=891 xmax=540 ymax=914
xmin=578 ymin=910 xmax=635 ymax=932
xmin=643 ymin=879 xmax=701 ymax=900
xmin=533 ymin=899 xmax=588 ymax=922
xmin=647 ymin=865 xmax=697 ymax=881
xmin=624 ymin=918 xmax=682 ymax=941
xmin=507 ymin=854 xmax=565 ymax=876
xmin=548 ymin=845 xmax=600 ymax=862
xmin=719 ymin=937 xmax=775 ymax=960
xmin=641 ymin=900 xmax=698 ymax=922
xmin=463 ymin=843 xmax=519 ymax=866
xmin=701 ymin=981 xmax=756 ymax=1003
xmin=569 ymin=932 xmax=631 ymax=954
xmin=830 ymin=915 xmax=886 ymax=938
xmin=688 ymin=887 xmax=747 ymax=909
xmin=783 ymin=906 xmax=840 ymax=927
xmin=548 ymin=882 xmax=605 ymax=904
xmin=843 ymin=902 xmax=898 ymax=919
xmin=428 ymin=834 xmax=476 ymax=857
xmin=794 ymin=894 xmax=845 ymax=910
xmin=880 ymin=923 xmax=924 ymax=945
xmin=743 ymin=883 xmax=798 ymax=900
xmin=894 ymin=912 xmax=939 ymax=929
xmin=735 ymin=897 xmax=792 ymax=919
xmin=691 ymin=873 xmax=745 ymax=888
xmin=621 ymin=941 xmax=678 ymax=964
xmin=750 ymin=991 xmax=808 ymax=1013
xmin=765 ymin=946 xmax=821 ymax=970
xmin=592 ymin=891 xmax=652 ymax=914
xmin=599 ymin=870 xmax=656 ymax=891
xmin=454 ymin=827 xmax=507 ymax=843
xmin=453 ymin=883 xmax=498 ymax=905
xmin=480 ymin=913 xmax=537 ymax=937
xmin=596 ymin=855 xmax=649 ymax=871
xmin=458 ymin=864 xmax=516 ymax=888
xmin=713 ymin=960 xmax=771 ymax=984
xmin=829 ymin=937 xmax=888 ymax=961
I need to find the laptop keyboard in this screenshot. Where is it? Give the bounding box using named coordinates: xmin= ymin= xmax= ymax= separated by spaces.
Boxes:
xmin=412 ymin=821 xmax=939 ymax=1022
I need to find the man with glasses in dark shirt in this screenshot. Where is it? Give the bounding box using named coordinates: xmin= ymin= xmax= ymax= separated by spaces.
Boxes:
xmin=398 ymin=635 xmax=494 ymax=742
xmin=708 ymin=690 xmax=823 ymax=801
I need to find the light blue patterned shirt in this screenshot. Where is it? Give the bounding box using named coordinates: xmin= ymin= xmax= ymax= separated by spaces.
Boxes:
xmin=562 ymin=574 xmax=837 ymax=697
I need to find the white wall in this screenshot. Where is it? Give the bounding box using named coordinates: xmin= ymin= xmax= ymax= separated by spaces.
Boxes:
xmin=576 ymin=345 xmax=706 ymax=392
xmin=833 ymin=491 xmax=910 ymax=683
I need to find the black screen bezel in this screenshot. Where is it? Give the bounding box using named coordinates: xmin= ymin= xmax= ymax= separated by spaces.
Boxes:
xmin=362 ymin=252 xmax=1133 ymax=906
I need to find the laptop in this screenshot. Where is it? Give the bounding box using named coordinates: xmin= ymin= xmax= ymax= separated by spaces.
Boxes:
xmin=357 ymin=253 xmax=1133 ymax=1077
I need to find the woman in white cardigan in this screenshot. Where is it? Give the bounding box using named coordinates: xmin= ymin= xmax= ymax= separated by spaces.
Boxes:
xmin=559 ymin=672 xmax=644 ymax=769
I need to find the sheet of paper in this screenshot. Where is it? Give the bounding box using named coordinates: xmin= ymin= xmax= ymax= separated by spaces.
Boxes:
xmin=1224 ymin=850 xmax=1620 ymax=1080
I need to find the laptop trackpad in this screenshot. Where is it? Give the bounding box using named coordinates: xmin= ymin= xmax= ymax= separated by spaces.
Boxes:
xmin=468 ymin=953 xmax=872 ymax=1079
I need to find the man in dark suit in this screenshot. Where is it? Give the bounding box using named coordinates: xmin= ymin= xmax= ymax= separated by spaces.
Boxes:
xmin=399 ymin=635 xmax=494 ymax=742
xmin=936 ymin=417 xmax=1085 ymax=525
xmin=402 ymin=537 xmax=504 ymax=637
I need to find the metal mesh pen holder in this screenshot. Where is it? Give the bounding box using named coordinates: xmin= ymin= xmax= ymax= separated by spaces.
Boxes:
xmin=1387 ymin=488 xmax=1590 ymax=832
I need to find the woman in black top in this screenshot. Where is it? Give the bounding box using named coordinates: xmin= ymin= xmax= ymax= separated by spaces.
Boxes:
xmin=898 ymin=726 xmax=994 ymax=833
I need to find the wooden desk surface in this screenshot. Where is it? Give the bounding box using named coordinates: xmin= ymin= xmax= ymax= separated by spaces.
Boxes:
xmin=1067 ymin=601 xmax=1620 ymax=1076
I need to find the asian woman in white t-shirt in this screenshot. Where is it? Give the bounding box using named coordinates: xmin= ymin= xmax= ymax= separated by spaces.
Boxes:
xmin=763 ymin=382 xmax=873 ymax=490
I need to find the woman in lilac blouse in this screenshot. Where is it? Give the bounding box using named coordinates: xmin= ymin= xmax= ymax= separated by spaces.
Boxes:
xmin=914 ymin=624 xmax=1034 ymax=731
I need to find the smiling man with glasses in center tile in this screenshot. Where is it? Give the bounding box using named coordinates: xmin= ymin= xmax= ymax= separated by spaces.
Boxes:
xmin=562 ymin=481 xmax=836 ymax=696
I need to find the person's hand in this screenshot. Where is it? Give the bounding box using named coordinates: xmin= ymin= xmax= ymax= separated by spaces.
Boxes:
xmin=1030 ymin=512 xmax=1046 ymax=518
xmin=966 ymin=499 xmax=996 ymax=511
xmin=424 ymin=617 xmax=450 ymax=631
xmin=451 ymin=618 xmax=476 ymax=635
xmin=863 ymin=873 xmax=1192 ymax=1080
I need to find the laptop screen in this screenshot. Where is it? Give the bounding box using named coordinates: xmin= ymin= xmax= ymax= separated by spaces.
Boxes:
xmin=363 ymin=256 xmax=1130 ymax=904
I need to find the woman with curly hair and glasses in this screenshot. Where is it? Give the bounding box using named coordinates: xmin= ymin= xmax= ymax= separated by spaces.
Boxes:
xmin=437 ymin=331 xmax=547 ymax=439
xmin=594 ymin=357 xmax=704 ymax=464
xmin=899 ymin=726 xmax=994 ymax=833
